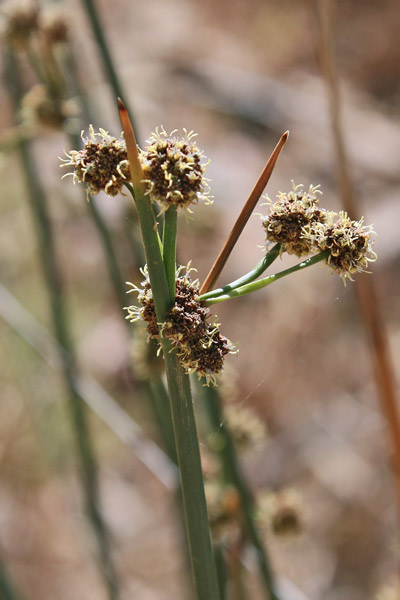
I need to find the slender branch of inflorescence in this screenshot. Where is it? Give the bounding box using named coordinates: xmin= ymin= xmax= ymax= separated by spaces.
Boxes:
xmin=200 ymin=243 xmax=281 ymax=302
xmin=202 ymin=251 xmax=329 ymax=306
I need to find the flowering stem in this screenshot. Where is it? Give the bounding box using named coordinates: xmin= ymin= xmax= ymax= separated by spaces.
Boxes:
xmin=162 ymin=206 xmax=178 ymax=301
xmin=119 ymin=101 xmax=220 ymax=600
xmin=203 ymin=252 xmax=329 ymax=306
xmin=200 ymin=243 xmax=280 ymax=302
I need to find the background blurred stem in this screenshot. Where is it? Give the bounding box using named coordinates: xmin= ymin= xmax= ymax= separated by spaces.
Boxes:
xmin=80 ymin=0 xmax=137 ymax=134
xmin=198 ymin=382 xmax=280 ymax=600
xmin=5 ymin=51 xmax=120 ymax=600
xmin=316 ymin=0 xmax=400 ymax=511
xmin=0 ymin=555 xmax=22 ymax=600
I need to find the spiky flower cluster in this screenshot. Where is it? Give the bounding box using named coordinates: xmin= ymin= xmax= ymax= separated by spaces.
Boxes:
xmin=125 ymin=266 xmax=235 ymax=385
xmin=262 ymin=182 xmax=377 ymax=282
xmin=60 ymin=126 xmax=130 ymax=197
xmin=303 ymin=210 xmax=377 ymax=282
xmin=140 ymin=127 xmax=211 ymax=212
xmin=262 ymin=182 xmax=326 ymax=257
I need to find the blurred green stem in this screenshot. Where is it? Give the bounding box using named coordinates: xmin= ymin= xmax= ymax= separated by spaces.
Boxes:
xmin=203 ymin=252 xmax=328 ymax=305
xmin=199 ymin=382 xmax=280 ymax=600
xmin=5 ymin=51 xmax=120 ymax=600
xmin=0 ymin=556 xmax=22 ymax=600
xmin=80 ymin=0 xmax=137 ymax=133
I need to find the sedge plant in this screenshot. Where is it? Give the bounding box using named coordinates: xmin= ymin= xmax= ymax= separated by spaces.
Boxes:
xmin=61 ymin=101 xmax=376 ymax=599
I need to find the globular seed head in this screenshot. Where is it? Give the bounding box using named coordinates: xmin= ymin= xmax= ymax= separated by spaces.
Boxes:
xmin=140 ymin=127 xmax=212 ymax=212
xmin=40 ymin=5 xmax=69 ymax=45
xmin=60 ymin=126 xmax=130 ymax=197
xmin=125 ymin=265 xmax=235 ymax=385
xmin=262 ymin=182 xmax=326 ymax=257
xmin=21 ymin=84 xmax=78 ymax=129
xmin=224 ymin=405 xmax=267 ymax=451
xmin=305 ymin=210 xmax=377 ymax=283
xmin=257 ymin=488 xmax=303 ymax=537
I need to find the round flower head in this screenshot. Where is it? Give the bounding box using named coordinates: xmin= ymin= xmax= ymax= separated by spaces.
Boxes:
xmin=40 ymin=6 xmax=69 ymax=45
xmin=305 ymin=210 xmax=377 ymax=283
xmin=21 ymin=84 xmax=78 ymax=129
xmin=1 ymin=0 xmax=39 ymax=48
xmin=125 ymin=264 xmax=235 ymax=385
xmin=140 ymin=127 xmax=211 ymax=212
xmin=60 ymin=126 xmax=130 ymax=197
xmin=262 ymin=182 xmax=326 ymax=257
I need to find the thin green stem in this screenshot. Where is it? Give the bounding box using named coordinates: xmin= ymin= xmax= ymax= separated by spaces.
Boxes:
xmin=119 ymin=103 xmax=220 ymax=596
xmin=5 ymin=51 xmax=120 ymax=600
xmin=200 ymin=244 xmax=280 ymax=302
xmin=126 ymin=182 xmax=220 ymax=599
xmin=80 ymin=0 xmax=137 ymax=135
xmin=199 ymin=382 xmax=280 ymax=600
xmin=0 ymin=555 xmax=22 ymax=600
xmin=204 ymin=252 xmax=329 ymax=306
xmin=162 ymin=206 xmax=178 ymax=301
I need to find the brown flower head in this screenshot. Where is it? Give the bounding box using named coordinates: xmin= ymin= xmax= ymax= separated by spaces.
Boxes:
xmin=40 ymin=5 xmax=69 ymax=45
xmin=60 ymin=126 xmax=130 ymax=197
xmin=1 ymin=0 xmax=39 ymax=48
xmin=257 ymin=488 xmax=303 ymax=537
xmin=262 ymin=182 xmax=326 ymax=257
xmin=304 ymin=210 xmax=377 ymax=283
xmin=125 ymin=265 xmax=235 ymax=385
xmin=140 ymin=127 xmax=211 ymax=212
xmin=22 ymin=84 xmax=78 ymax=129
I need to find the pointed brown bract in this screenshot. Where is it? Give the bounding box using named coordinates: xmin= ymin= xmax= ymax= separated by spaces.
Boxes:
xmin=200 ymin=131 xmax=289 ymax=295
xmin=118 ymin=98 xmax=146 ymax=193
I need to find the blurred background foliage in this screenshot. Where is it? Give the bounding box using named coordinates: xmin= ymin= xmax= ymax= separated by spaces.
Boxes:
xmin=0 ymin=0 xmax=399 ymax=599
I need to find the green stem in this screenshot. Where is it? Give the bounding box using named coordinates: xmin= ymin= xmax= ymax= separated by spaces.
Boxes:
xmin=200 ymin=244 xmax=280 ymax=301
xmin=80 ymin=0 xmax=137 ymax=134
xmin=200 ymin=383 xmax=280 ymax=600
xmin=5 ymin=51 xmax=120 ymax=600
xmin=204 ymin=252 xmax=329 ymax=306
xmin=162 ymin=206 xmax=178 ymax=301
xmin=127 ymin=183 xmax=220 ymax=599
xmin=0 ymin=556 xmax=22 ymax=600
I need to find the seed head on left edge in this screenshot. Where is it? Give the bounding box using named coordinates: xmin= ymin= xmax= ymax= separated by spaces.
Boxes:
xmin=139 ymin=127 xmax=212 ymax=213
xmin=60 ymin=125 xmax=130 ymax=198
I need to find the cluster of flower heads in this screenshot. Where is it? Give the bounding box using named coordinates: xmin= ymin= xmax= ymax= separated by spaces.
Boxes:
xmin=140 ymin=127 xmax=211 ymax=212
xmin=262 ymin=181 xmax=377 ymax=282
xmin=1 ymin=0 xmax=69 ymax=48
xmin=60 ymin=126 xmax=130 ymax=197
xmin=125 ymin=265 xmax=235 ymax=385
xmin=61 ymin=125 xmax=211 ymax=213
